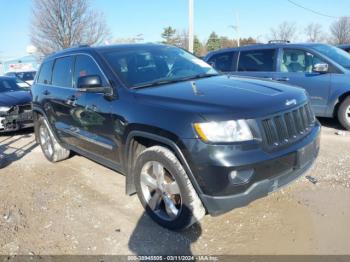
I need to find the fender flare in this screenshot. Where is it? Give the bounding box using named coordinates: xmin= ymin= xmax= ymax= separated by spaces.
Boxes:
xmin=124 ymin=130 xmax=203 ymax=197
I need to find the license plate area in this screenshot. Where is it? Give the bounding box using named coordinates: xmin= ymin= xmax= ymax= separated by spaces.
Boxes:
xmin=297 ymin=141 xmax=315 ymax=169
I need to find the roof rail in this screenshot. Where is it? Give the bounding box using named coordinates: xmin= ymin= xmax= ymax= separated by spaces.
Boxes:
xmin=268 ymin=40 xmax=290 ymax=44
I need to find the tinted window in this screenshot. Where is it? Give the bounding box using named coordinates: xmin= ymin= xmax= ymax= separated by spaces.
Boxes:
xmin=52 ymin=56 xmax=74 ymax=87
xmin=0 ymin=78 xmax=22 ymax=92
xmin=208 ymin=52 xmax=235 ymax=72
xmin=17 ymin=71 xmax=36 ymax=82
xmin=74 ymin=55 xmax=106 ymax=87
xmin=281 ymin=49 xmax=326 ymax=73
xmin=37 ymin=61 xmax=53 ymax=84
xmin=312 ymin=44 xmax=350 ymax=69
xmin=238 ymin=49 xmax=276 ymax=72
xmin=101 ymin=46 xmax=218 ymax=88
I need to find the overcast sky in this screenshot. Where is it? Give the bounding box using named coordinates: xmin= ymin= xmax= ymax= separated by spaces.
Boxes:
xmin=0 ymin=0 xmax=349 ymax=58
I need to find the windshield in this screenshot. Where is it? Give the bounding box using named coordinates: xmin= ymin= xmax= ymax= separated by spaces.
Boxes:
xmin=16 ymin=71 xmax=36 ymax=82
xmin=0 ymin=78 xmax=23 ymax=92
xmin=312 ymin=44 xmax=350 ymax=69
xmin=101 ymin=45 xmax=218 ymax=88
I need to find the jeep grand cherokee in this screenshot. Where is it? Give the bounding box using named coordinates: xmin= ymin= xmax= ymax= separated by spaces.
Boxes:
xmin=31 ymin=44 xmax=320 ymax=230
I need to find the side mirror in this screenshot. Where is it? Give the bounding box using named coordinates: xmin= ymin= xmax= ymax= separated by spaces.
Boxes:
xmin=313 ymin=63 xmax=329 ymax=73
xmin=77 ymin=75 xmax=111 ymax=94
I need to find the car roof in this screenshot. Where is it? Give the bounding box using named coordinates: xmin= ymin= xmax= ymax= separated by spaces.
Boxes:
xmin=205 ymin=42 xmax=327 ymax=57
xmin=338 ymin=44 xmax=350 ymax=48
xmin=44 ymin=43 xmax=168 ymax=61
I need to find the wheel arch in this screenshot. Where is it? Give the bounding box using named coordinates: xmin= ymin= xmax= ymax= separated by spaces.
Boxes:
xmin=332 ymin=91 xmax=350 ymax=118
xmin=124 ymin=131 xmax=203 ymax=198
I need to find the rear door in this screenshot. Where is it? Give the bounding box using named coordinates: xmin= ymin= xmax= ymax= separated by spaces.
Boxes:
xmin=48 ymin=55 xmax=87 ymax=147
xmin=274 ymin=48 xmax=331 ymax=115
xmin=234 ymin=48 xmax=278 ymax=80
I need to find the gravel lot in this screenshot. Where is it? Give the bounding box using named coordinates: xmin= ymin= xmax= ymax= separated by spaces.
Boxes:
xmin=0 ymin=118 xmax=349 ymax=255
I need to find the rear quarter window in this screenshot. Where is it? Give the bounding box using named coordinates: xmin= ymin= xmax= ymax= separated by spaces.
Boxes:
xmin=207 ymin=52 xmax=235 ymax=72
xmin=238 ymin=49 xmax=276 ymax=72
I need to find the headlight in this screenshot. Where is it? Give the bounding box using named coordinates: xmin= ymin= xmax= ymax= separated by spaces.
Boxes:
xmin=0 ymin=106 xmax=10 ymax=113
xmin=194 ymin=120 xmax=253 ymax=143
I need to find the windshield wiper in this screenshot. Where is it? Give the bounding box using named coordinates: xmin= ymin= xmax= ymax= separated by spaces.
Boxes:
xmin=131 ymin=73 xmax=220 ymax=89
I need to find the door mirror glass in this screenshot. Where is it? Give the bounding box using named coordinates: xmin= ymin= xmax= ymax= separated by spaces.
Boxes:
xmin=313 ymin=63 xmax=329 ymax=73
xmin=78 ymin=75 xmax=102 ymax=89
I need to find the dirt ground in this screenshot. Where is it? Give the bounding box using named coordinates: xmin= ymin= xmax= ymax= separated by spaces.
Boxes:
xmin=0 ymin=118 xmax=349 ymax=256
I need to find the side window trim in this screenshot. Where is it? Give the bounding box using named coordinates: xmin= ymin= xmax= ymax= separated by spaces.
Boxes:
xmin=48 ymin=53 xmax=109 ymax=89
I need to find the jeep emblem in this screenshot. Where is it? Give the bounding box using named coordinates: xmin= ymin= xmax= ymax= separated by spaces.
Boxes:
xmin=285 ymin=99 xmax=297 ymax=106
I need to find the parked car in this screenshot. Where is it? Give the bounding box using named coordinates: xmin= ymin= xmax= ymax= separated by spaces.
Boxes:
xmin=338 ymin=44 xmax=350 ymax=53
xmin=5 ymin=71 xmax=36 ymax=86
xmin=0 ymin=76 xmax=33 ymax=132
xmin=205 ymin=42 xmax=350 ymax=130
xmin=31 ymin=44 xmax=320 ymax=230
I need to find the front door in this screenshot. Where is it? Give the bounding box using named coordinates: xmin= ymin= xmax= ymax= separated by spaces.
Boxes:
xmin=274 ymin=48 xmax=331 ymax=116
xmin=72 ymin=54 xmax=117 ymax=163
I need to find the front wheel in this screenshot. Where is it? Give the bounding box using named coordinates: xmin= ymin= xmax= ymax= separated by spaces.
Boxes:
xmin=36 ymin=117 xmax=70 ymax=162
xmin=134 ymin=146 xmax=205 ymax=231
xmin=337 ymin=97 xmax=350 ymax=130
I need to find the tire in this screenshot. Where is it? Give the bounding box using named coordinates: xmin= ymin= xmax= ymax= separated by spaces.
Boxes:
xmin=337 ymin=96 xmax=350 ymax=130
xmin=134 ymin=146 xmax=205 ymax=231
xmin=35 ymin=116 xmax=70 ymax=162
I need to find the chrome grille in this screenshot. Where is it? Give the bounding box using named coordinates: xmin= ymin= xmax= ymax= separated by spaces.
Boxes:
xmin=261 ymin=103 xmax=315 ymax=148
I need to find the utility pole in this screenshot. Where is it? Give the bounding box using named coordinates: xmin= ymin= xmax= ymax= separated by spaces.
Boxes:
xmin=229 ymin=12 xmax=240 ymax=47
xmin=188 ymin=0 xmax=194 ymax=53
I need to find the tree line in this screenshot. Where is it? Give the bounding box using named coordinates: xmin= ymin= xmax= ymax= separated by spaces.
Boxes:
xmin=30 ymin=0 xmax=350 ymax=56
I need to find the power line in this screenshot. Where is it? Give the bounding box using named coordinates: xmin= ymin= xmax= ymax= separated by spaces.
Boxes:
xmin=287 ymin=0 xmax=339 ymax=19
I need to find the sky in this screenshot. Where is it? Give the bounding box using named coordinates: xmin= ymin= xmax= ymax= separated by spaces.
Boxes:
xmin=0 ymin=0 xmax=349 ymax=59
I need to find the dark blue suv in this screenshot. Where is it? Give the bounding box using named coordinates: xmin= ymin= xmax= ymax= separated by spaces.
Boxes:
xmin=205 ymin=43 xmax=350 ymax=130
xmin=31 ymin=44 xmax=320 ymax=230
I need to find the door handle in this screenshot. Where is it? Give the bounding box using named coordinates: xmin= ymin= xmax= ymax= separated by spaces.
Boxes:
xmin=67 ymin=95 xmax=77 ymax=101
xmin=273 ymin=77 xmax=290 ymax=82
xmin=43 ymin=90 xmax=50 ymax=96
xmin=86 ymin=104 xmax=97 ymax=112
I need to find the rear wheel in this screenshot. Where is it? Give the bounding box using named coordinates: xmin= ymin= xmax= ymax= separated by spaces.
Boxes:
xmin=134 ymin=146 xmax=205 ymax=230
xmin=337 ymin=97 xmax=350 ymax=130
xmin=36 ymin=117 xmax=70 ymax=162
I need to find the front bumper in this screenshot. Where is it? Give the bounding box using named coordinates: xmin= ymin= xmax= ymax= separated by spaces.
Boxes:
xmin=0 ymin=110 xmax=33 ymax=133
xmin=182 ymin=122 xmax=321 ymax=215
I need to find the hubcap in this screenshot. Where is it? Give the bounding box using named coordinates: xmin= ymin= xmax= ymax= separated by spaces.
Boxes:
xmin=346 ymin=106 xmax=350 ymax=123
xmin=140 ymin=161 xmax=181 ymax=221
xmin=39 ymin=124 xmax=53 ymax=157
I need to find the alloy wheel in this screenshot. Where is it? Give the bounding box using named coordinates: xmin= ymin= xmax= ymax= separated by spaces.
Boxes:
xmin=140 ymin=161 xmax=182 ymax=221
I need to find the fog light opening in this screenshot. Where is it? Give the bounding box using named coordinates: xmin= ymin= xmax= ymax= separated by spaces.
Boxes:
xmin=229 ymin=169 xmax=254 ymax=185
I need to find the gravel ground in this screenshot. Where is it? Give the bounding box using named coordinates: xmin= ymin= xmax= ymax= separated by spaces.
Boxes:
xmin=0 ymin=118 xmax=349 ymax=255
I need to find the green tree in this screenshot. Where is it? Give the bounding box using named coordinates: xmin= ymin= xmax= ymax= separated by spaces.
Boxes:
xmin=161 ymin=26 xmax=177 ymax=45
xmin=206 ymin=32 xmax=221 ymax=52
xmin=193 ymin=36 xmax=204 ymax=56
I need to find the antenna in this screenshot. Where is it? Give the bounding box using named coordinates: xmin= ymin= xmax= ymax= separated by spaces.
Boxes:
xmin=188 ymin=0 xmax=194 ymax=53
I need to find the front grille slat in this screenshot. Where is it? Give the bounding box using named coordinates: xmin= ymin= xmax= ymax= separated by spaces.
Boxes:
xmin=261 ymin=103 xmax=315 ymax=149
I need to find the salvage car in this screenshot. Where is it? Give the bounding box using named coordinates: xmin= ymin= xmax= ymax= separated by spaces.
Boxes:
xmin=205 ymin=42 xmax=350 ymax=130
xmin=0 ymin=76 xmax=33 ymax=132
xmin=31 ymin=44 xmax=320 ymax=230
xmin=5 ymin=71 xmax=36 ymax=86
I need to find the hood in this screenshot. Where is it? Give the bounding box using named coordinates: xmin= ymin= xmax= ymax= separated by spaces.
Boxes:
xmin=133 ymin=75 xmax=308 ymax=121
xmin=0 ymin=91 xmax=32 ymax=107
